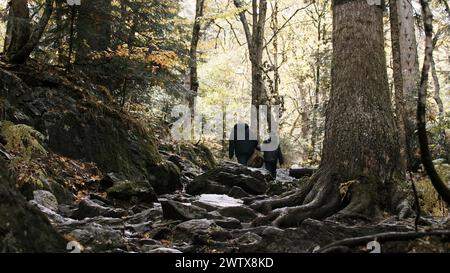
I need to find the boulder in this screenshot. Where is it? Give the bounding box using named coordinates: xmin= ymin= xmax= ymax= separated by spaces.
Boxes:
xmin=107 ymin=180 xmax=158 ymax=203
xmin=173 ymin=219 xmax=224 ymax=242
xmin=0 ymin=67 xmax=181 ymax=196
xmin=32 ymin=190 xmax=59 ymax=212
xmin=196 ymin=194 xmax=244 ymax=210
xmin=69 ymin=223 xmax=125 ymax=252
xmin=72 ymin=199 xmax=127 ymax=220
xmin=186 ymin=162 xmax=270 ymax=196
xmin=217 ymin=206 xmax=259 ymax=222
xmin=214 ymin=217 xmax=242 ymax=229
xmin=228 ymin=186 xmax=250 ymax=198
xmin=161 ymin=200 xmax=208 ymax=221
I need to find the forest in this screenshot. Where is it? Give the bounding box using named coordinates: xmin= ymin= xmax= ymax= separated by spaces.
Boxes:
xmin=0 ymin=0 xmax=449 ymax=259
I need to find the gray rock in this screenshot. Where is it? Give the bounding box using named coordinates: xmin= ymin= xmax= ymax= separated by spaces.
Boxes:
xmin=107 ymin=180 xmax=158 ymax=203
xmin=161 ymin=200 xmax=208 ymax=221
xmin=228 ymin=186 xmax=250 ymax=198
xmin=176 ymin=219 xmax=216 ymax=231
xmin=148 ymin=247 xmax=182 ymax=253
xmin=173 ymin=219 xmax=224 ymax=242
xmin=72 ymin=199 xmax=127 ymax=220
xmin=32 ymin=190 xmax=59 ymax=212
xmin=186 ymin=162 xmax=270 ymax=196
xmin=126 ymin=208 xmax=162 ymax=224
xmin=69 ymin=223 xmax=126 ymax=252
xmin=214 ymin=217 xmax=242 ymax=229
xmin=217 ymin=206 xmax=259 ymax=222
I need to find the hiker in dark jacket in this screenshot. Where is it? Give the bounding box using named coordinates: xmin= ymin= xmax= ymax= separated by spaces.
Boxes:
xmin=262 ymin=134 xmax=284 ymax=178
xmin=229 ymin=123 xmax=258 ymax=166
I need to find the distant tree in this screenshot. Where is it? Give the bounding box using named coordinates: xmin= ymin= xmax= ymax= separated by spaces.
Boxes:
xmin=233 ymin=0 xmax=269 ymax=136
xmin=189 ymin=0 xmax=206 ymax=113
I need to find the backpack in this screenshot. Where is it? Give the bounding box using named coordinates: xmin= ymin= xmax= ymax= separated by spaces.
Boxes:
xmin=247 ymin=149 xmax=264 ymax=168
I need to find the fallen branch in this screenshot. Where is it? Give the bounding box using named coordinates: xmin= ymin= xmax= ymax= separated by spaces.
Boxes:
xmin=317 ymin=230 xmax=450 ymax=253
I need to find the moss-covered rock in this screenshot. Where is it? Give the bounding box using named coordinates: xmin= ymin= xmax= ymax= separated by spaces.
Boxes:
xmin=107 ymin=179 xmax=158 ymax=203
xmin=0 ymin=157 xmax=67 ymax=253
xmin=0 ymin=66 xmax=181 ymax=195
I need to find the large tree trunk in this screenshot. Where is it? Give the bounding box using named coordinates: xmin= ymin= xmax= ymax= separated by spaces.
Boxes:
xmin=251 ymin=0 xmax=409 ymax=228
xmin=76 ymin=0 xmax=112 ymax=63
xmin=4 ymin=0 xmax=31 ymax=58
xmin=390 ymin=0 xmax=421 ymax=172
xmin=8 ymin=0 xmax=54 ymax=64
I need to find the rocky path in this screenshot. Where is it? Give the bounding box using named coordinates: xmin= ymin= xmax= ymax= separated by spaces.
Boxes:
xmin=28 ymin=161 xmax=450 ymax=253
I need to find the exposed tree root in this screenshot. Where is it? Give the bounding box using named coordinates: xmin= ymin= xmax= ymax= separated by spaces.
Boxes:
xmin=250 ymin=172 xmax=317 ymax=214
xmin=317 ymin=230 xmax=450 ymax=253
xmin=251 ymin=169 xmax=414 ymax=228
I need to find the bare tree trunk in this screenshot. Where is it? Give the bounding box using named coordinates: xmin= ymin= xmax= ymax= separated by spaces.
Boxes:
xmin=4 ymin=0 xmax=31 ymax=58
xmin=431 ymin=56 xmax=444 ymax=118
xmin=234 ymin=0 xmax=268 ymax=137
xmin=9 ymin=0 xmax=54 ymax=64
xmin=55 ymin=0 xmax=64 ymax=65
xmin=311 ymin=8 xmax=322 ymax=163
xmin=251 ymin=0 xmax=407 ymax=228
xmin=390 ymin=0 xmax=421 ymax=172
xmin=189 ymin=0 xmax=206 ymax=113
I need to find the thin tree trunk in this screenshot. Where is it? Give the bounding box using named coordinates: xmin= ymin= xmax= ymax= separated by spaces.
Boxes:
xmin=189 ymin=0 xmax=205 ymax=113
xmin=390 ymin=0 xmax=421 ymax=172
xmin=431 ymin=56 xmax=444 ymax=117
xmin=55 ymin=0 xmax=64 ymax=65
xmin=234 ymin=0 xmax=268 ymax=138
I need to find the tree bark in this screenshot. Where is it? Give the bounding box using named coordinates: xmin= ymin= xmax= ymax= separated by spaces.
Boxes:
xmin=9 ymin=0 xmax=54 ymax=64
xmin=234 ymin=0 xmax=269 ymax=137
xmin=55 ymin=0 xmax=64 ymax=65
xmin=188 ymin=0 xmax=206 ymax=113
xmin=431 ymin=56 xmax=444 ymax=118
xmin=322 ymin=0 xmax=398 ymax=181
xmin=390 ymin=0 xmax=421 ymax=172
xmin=4 ymin=0 xmax=31 ymax=58
xmin=251 ymin=0 xmax=407 ymax=228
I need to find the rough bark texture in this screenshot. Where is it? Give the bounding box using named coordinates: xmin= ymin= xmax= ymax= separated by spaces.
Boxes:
xmin=9 ymin=0 xmax=54 ymax=64
xmin=4 ymin=0 xmax=31 ymax=58
xmin=251 ymin=0 xmax=406 ymax=228
xmin=390 ymin=0 xmax=421 ymax=172
xmin=76 ymin=0 xmax=112 ymax=63
xmin=322 ymin=0 xmax=398 ymax=181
